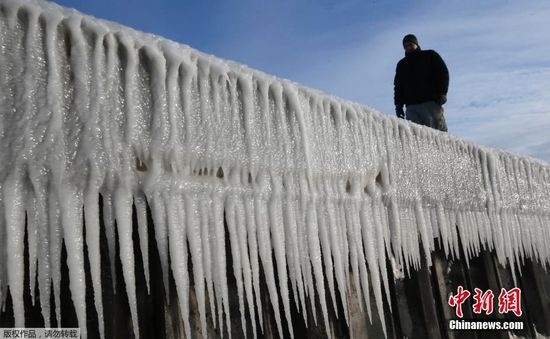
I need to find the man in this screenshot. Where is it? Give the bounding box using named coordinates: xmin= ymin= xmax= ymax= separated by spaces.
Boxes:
xmin=394 ymin=34 xmax=449 ymax=132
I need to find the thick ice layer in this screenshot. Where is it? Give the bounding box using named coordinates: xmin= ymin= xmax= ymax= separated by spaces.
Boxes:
xmin=1 ymin=0 xmax=550 ymax=338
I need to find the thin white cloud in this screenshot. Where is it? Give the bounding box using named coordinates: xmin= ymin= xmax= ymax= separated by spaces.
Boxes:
xmin=287 ymin=0 xmax=550 ymax=162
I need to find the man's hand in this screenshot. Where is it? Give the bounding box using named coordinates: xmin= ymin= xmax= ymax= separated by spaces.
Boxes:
xmin=396 ymin=105 xmax=405 ymax=119
xmin=438 ymin=94 xmax=447 ymax=105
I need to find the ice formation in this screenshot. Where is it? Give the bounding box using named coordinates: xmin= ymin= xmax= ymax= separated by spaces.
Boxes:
xmin=1 ymin=0 xmax=550 ymax=338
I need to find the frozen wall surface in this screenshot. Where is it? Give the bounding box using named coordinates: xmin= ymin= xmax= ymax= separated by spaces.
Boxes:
xmin=0 ymin=0 xmax=549 ymax=338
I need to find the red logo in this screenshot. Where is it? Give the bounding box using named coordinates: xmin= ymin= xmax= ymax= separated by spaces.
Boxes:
xmin=472 ymin=288 xmax=494 ymax=315
xmin=498 ymin=287 xmax=522 ymax=317
xmin=448 ymin=287 xmax=522 ymax=318
xmin=448 ymin=286 xmax=471 ymax=318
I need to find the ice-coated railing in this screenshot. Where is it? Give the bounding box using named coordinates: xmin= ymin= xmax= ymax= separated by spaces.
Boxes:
xmin=1 ymin=0 xmax=549 ymax=338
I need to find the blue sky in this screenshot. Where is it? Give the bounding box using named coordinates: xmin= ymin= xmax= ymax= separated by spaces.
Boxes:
xmin=53 ymin=0 xmax=550 ymax=162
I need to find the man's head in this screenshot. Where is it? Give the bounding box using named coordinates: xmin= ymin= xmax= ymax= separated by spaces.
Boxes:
xmin=402 ymin=34 xmax=419 ymax=54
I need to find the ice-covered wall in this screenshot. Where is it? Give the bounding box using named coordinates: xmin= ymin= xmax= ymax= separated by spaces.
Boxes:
xmin=0 ymin=0 xmax=549 ymax=338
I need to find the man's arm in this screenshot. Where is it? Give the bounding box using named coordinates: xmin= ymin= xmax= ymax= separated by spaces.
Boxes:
xmin=394 ymin=62 xmax=405 ymax=118
xmin=394 ymin=62 xmax=404 ymax=107
xmin=431 ymin=51 xmax=449 ymax=102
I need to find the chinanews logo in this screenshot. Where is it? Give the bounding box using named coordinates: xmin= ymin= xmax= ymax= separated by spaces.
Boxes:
xmin=447 ymin=286 xmax=524 ymax=331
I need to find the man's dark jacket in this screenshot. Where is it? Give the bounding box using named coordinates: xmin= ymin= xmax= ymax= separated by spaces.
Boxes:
xmin=394 ymin=48 xmax=449 ymax=107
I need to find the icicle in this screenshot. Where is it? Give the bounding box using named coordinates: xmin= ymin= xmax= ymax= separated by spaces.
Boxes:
xmin=3 ymin=171 xmax=26 ymax=327
xmin=212 ymin=190 xmax=231 ymax=338
xmin=448 ymin=210 xmax=461 ymax=261
xmin=114 ymin=187 xmax=140 ymax=339
xmin=225 ymin=192 xmax=247 ymax=336
xmin=255 ymin=188 xmax=284 ymax=338
xmin=414 ymin=200 xmax=432 ymax=266
xmin=149 ymin=191 xmax=170 ymax=300
xmin=234 ymin=195 xmax=257 ymax=339
xmin=326 ymin=180 xmax=349 ymax=325
xmin=426 ymin=208 xmax=438 ymax=249
xmin=371 ymin=200 xmax=392 ymax=314
xmin=134 ymin=194 xmax=150 ymax=293
xmin=21 ymin=9 xmax=41 ymax=306
xmin=243 ymin=191 xmax=264 ymax=333
xmin=26 ymin=191 xmax=39 ymax=304
xmin=198 ymin=193 xmax=217 ymax=330
xmin=360 ymin=202 xmax=387 ymax=338
xmin=282 ymin=175 xmax=306 ymax=319
xmin=336 ymin=197 xmax=350 ymax=294
xmin=316 ymin=195 xmax=338 ymax=315
xmin=84 ymin=180 xmax=105 ymax=339
xmin=48 ymin=187 xmax=62 ymax=326
xmin=58 ymin=185 xmax=87 ymax=339
xmin=28 ymin=171 xmax=52 ymax=328
xmin=185 ymin=191 xmax=208 ymax=338
xmin=211 ymin=195 xmax=225 ymax=335
xmin=457 ymin=212 xmax=471 ymax=268
xmin=387 ymin=198 xmax=403 ymax=267
xmin=268 ymin=175 xmax=294 ymax=338
xmin=303 ymin=185 xmax=330 ymax=332
xmin=166 ymin=193 xmax=192 ymax=339
xmin=344 ymin=200 xmax=364 ymax=315
xmin=33 ymin=6 xmax=64 ymax=325
xmin=102 ymin=192 xmax=118 ymax=293
xmin=297 ymin=193 xmax=317 ymax=325
xmin=81 ymin=22 xmax=108 ymax=339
